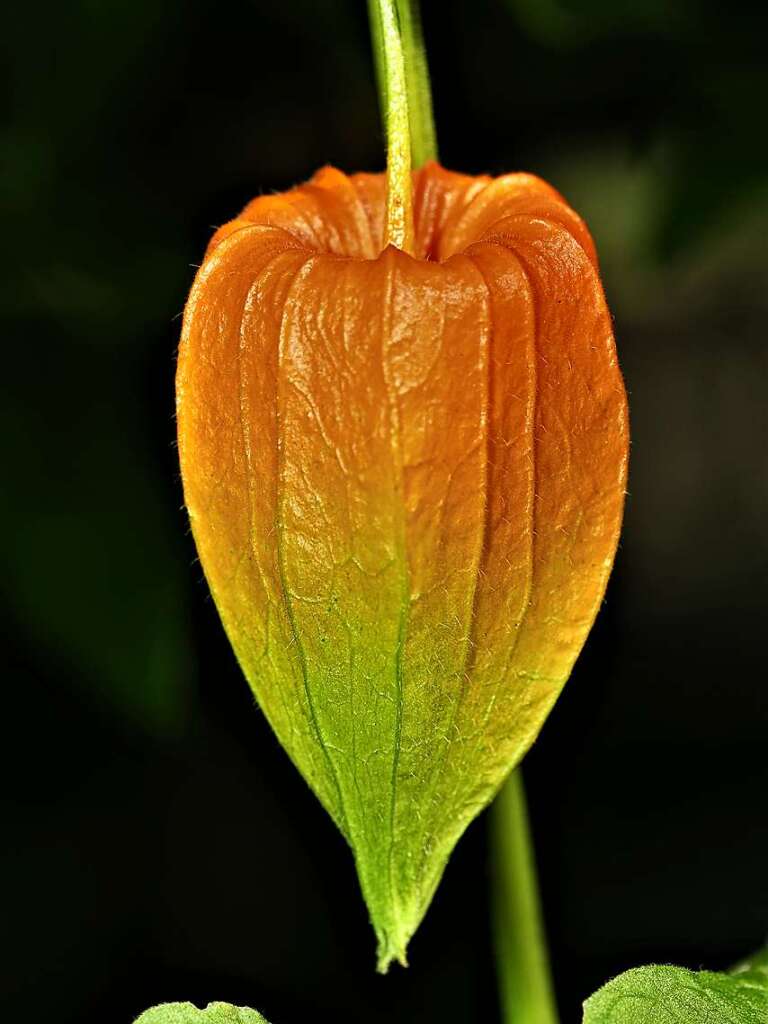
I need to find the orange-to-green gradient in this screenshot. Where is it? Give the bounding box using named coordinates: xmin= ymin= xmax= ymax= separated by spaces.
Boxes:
xmin=176 ymin=163 xmax=629 ymax=970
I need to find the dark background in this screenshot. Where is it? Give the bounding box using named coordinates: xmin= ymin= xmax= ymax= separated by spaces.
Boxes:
xmin=2 ymin=1 xmax=767 ymax=1021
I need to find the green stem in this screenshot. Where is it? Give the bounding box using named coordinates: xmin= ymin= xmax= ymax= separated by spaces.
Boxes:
xmin=394 ymin=0 xmax=438 ymax=166
xmin=367 ymin=0 xmax=438 ymax=251
xmin=368 ymin=0 xmax=438 ymax=167
xmin=492 ymin=769 xmax=559 ymax=1024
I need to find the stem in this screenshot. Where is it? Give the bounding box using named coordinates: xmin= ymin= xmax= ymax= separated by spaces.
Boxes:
xmin=492 ymin=769 xmax=559 ymax=1024
xmin=395 ymin=0 xmax=438 ymax=167
xmin=368 ymin=0 xmax=438 ymax=252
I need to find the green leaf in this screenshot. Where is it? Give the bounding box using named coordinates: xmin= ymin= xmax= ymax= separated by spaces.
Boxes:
xmin=733 ymin=948 xmax=768 ymax=979
xmin=583 ymin=956 xmax=768 ymax=1024
xmin=134 ymin=1003 xmax=270 ymax=1024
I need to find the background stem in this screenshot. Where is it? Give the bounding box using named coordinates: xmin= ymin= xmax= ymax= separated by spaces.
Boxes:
xmin=492 ymin=770 xmax=560 ymax=1024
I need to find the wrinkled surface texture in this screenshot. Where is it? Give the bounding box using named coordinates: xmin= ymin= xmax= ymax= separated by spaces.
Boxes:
xmin=177 ymin=163 xmax=629 ymax=968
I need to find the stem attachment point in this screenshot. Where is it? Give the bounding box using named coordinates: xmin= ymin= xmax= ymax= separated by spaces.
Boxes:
xmin=368 ymin=0 xmax=437 ymax=253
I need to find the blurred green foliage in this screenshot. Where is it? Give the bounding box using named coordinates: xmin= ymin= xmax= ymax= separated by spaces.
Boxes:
xmin=487 ymin=0 xmax=767 ymax=254
xmin=1 ymin=0 xmax=196 ymax=733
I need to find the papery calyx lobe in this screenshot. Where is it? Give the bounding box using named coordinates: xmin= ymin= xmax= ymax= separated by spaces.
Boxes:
xmin=176 ymin=162 xmax=629 ymax=971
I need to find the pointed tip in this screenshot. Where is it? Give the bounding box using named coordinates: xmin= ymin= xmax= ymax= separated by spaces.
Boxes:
xmin=375 ymin=932 xmax=410 ymax=974
xmin=376 ymin=948 xmax=409 ymax=974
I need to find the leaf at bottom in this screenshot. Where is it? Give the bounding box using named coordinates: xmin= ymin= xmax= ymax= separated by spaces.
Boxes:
xmin=583 ymin=958 xmax=768 ymax=1024
xmin=134 ymin=1002 xmax=269 ymax=1024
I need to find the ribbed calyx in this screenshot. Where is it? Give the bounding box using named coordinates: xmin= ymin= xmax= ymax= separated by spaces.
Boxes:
xmin=177 ymin=163 xmax=629 ymax=970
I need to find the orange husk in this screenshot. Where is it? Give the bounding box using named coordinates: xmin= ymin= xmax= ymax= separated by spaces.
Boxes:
xmin=177 ymin=162 xmax=629 ymax=969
